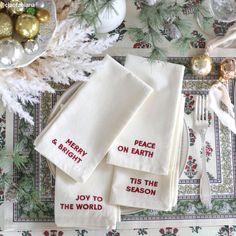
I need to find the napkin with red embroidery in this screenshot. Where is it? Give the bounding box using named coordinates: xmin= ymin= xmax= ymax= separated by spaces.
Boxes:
xmin=107 ymin=55 xmax=185 ymax=175
xmin=34 ymin=55 xmax=153 ymax=182
xmin=109 ymin=95 xmax=185 ymax=210
xmin=55 ymin=160 xmax=120 ymax=229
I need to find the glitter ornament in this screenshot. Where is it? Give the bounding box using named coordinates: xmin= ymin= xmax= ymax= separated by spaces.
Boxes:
xmin=25 ymin=6 xmax=37 ymax=15
xmin=220 ymin=58 xmax=236 ymax=80
xmin=24 ymin=39 xmax=39 ymax=54
xmin=0 ymin=38 xmax=24 ymax=66
xmin=8 ymin=0 xmax=25 ymax=15
xmin=15 ymin=14 xmax=40 ymax=39
xmin=35 ymin=0 xmax=45 ymax=9
xmin=191 ymin=54 xmax=213 ymax=77
xmin=36 ymin=8 xmax=50 ymax=23
xmin=0 ymin=13 xmax=13 ymax=39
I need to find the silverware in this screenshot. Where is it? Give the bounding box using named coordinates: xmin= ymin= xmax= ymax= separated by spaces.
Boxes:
xmin=194 ymin=95 xmax=211 ymax=208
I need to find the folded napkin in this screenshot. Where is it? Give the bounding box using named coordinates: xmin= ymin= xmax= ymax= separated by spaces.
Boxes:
xmin=55 ymin=159 xmax=120 ymax=229
xmin=109 ymin=96 xmax=185 ymax=210
xmin=107 ymin=55 xmax=185 ymax=175
xmin=34 ymin=55 xmax=153 ymax=182
xmin=209 ymin=82 xmax=236 ymax=134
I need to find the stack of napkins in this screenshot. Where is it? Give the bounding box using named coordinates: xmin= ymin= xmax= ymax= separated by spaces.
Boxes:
xmin=107 ymin=55 xmax=185 ymax=175
xmin=110 ymin=95 xmax=185 ymax=210
xmin=34 ymin=54 xmax=185 ymax=229
xmin=107 ymin=55 xmax=185 ymax=210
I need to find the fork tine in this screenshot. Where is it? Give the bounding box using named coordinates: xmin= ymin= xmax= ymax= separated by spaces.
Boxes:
xmin=206 ymin=95 xmax=209 ymax=121
xmin=195 ymin=95 xmax=199 ymax=121
xmin=202 ymin=95 xmax=205 ymax=121
xmin=200 ymin=95 xmax=203 ymax=121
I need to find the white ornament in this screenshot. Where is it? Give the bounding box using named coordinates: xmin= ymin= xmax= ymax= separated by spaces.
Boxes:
xmin=96 ymin=0 xmax=126 ymax=33
xmin=35 ymin=0 xmax=45 ymax=9
xmin=24 ymin=39 xmax=39 ymax=54
xmin=0 ymin=38 xmax=24 ymax=66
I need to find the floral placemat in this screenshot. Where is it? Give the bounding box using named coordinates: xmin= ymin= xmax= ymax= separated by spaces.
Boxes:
xmin=1 ymin=57 xmax=236 ymax=230
xmin=1 ymin=225 xmax=236 ymax=236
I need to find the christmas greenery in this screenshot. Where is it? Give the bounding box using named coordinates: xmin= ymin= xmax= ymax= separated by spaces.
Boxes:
xmin=0 ymin=141 xmax=52 ymax=216
xmin=128 ymin=0 xmax=212 ymax=60
xmin=73 ymin=0 xmax=117 ymax=28
xmin=74 ymin=0 xmax=213 ymax=60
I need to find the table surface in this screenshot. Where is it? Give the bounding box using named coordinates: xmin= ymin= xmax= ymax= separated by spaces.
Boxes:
xmin=1 ymin=1 xmax=236 ymax=235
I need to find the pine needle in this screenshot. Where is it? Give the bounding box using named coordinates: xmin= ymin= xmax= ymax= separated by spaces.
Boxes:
xmin=174 ymin=37 xmax=192 ymax=55
xmin=12 ymin=142 xmax=28 ymax=171
xmin=149 ymin=47 xmax=167 ymax=62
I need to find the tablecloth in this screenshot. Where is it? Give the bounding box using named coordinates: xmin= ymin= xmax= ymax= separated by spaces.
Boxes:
xmin=1 ymin=0 xmax=236 ymax=235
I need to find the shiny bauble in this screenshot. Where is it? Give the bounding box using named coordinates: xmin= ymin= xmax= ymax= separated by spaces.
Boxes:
xmin=8 ymin=0 xmax=25 ymax=15
xmin=36 ymin=8 xmax=50 ymax=23
xmin=191 ymin=54 xmax=213 ymax=76
xmin=25 ymin=6 xmax=37 ymax=16
xmin=96 ymin=0 xmax=126 ymax=33
xmin=220 ymin=58 xmax=236 ymax=80
xmin=24 ymin=39 xmax=39 ymax=54
xmin=0 ymin=13 xmax=13 ymax=39
xmin=15 ymin=14 xmax=40 ymax=39
xmin=0 ymin=38 xmax=24 ymax=66
xmin=0 ymin=1 xmax=5 ymax=10
xmin=35 ymin=0 xmax=45 ymax=9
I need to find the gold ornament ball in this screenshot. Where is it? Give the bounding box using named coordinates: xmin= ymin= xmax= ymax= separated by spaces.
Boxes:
xmin=8 ymin=0 xmax=25 ymax=15
xmin=15 ymin=14 xmax=40 ymax=39
xmin=191 ymin=54 xmax=213 ymax=77
xmin=220 ymin=58 xmax=236 ymax=80
xmin=36 ymin=9 xmax=50 ymax=23
xmin=0 ymin=13 xmax=13 ymax=39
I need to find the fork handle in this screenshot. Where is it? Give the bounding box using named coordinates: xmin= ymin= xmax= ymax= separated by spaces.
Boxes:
xmin=200 ymin=129 xmax=212 ymax=208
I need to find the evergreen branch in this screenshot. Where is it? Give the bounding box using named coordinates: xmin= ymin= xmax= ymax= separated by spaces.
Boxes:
xmin=149 ymin=47 xmax=166 ymax=62
xmin=174 ymin=17 xmax=192 ymax=35
xmin=0 ymin=172 xmax=12 ymax=189
xmin=127 ymin=27 xmax=149 ymax=42
xmin=12 ymin=142 xmax=28 ymax=171
xmin=174 ymin=37 xmax=192 ymax=55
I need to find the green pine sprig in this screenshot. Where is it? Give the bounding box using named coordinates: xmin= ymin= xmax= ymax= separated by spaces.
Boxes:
xmin=0 ymin=142 xmax=27 ymax=197
xmin=12 ymin=142 xmax=28 ymax=171
xmin=72 ymin=0 xmax=117 ymax=29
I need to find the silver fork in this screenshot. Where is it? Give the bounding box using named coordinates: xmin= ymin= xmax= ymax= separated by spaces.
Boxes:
xmin=194 ymin=95 xmax=211 ymax=208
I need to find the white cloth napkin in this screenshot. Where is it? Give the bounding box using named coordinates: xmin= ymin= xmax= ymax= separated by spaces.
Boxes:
xmin=109 ymin=96 xmax=185 ymax=210
xmin=34 ymin=55 xmax=153 ymax=182
xmin=55 ymin=160 xmax=120 ymax=229
xmin=209 ymin=82 xmax=236 ymax=134
xmin=107 ymin=55 xmax=185 ymax=175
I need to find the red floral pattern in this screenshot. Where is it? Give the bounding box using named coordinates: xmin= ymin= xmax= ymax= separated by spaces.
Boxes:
xmin=200 ymin=141 xmax=214 ymax=162
xmin=184 ymin=93 xmax=195 ymax=115
xmin=133 ymin=41 xmax=152 ymax=49
xmin=159 ymin=227 xmax=179 ymax=236
xmin=44 ymin=230 xmax=64 ymax=236
xmin=184 ymin=156 xmax=198 ymax=179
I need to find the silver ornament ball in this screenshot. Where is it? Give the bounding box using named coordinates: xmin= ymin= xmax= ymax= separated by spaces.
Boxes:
xmin=35 ymin=0 xmax=45 ymax=9
xmin=0 ymin=38 xmax=24 ymax=67
xmin=24 ymin=39 xmax=39 ymax=54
